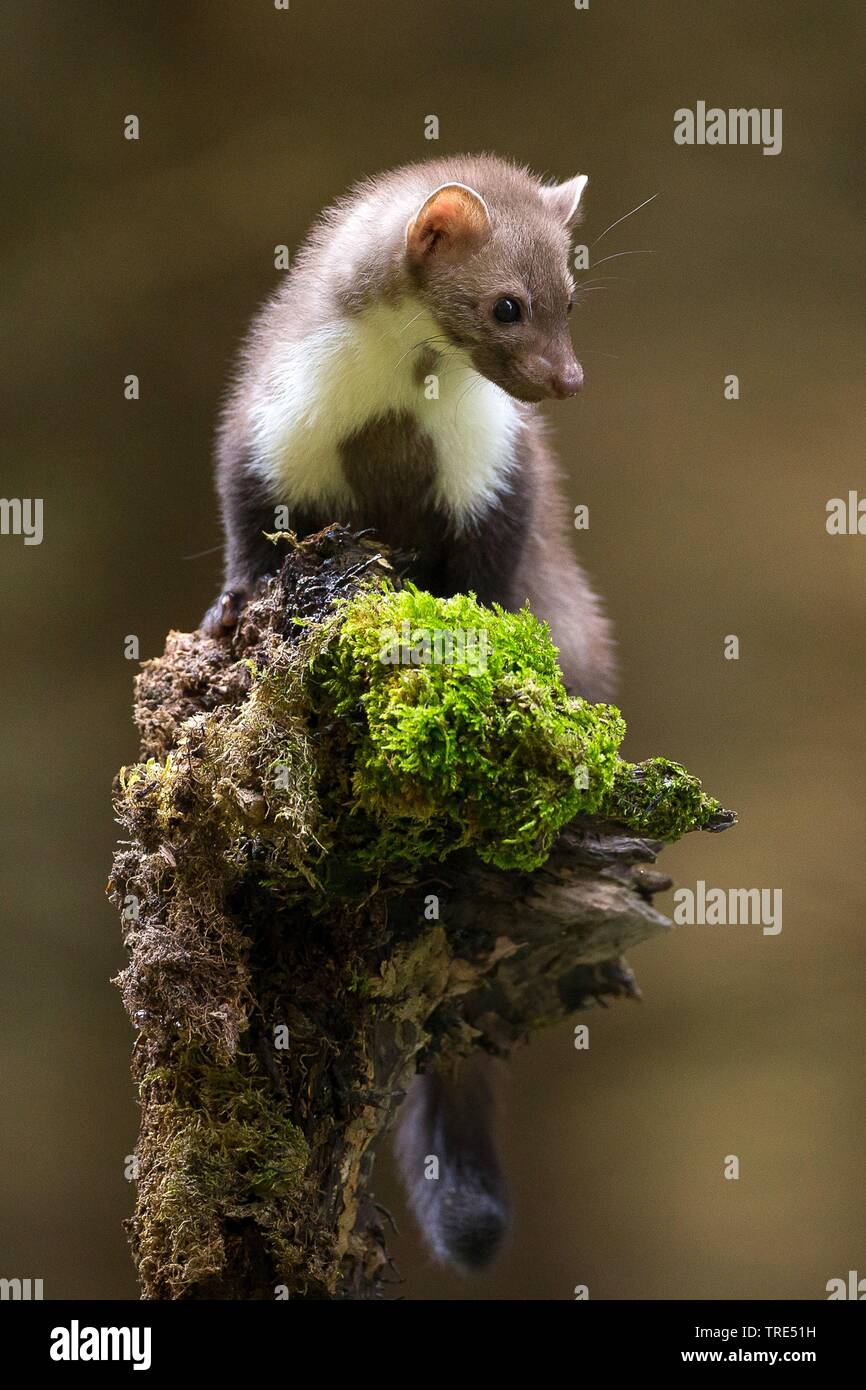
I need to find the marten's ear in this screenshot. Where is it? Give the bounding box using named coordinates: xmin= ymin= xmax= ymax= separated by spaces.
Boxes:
xmin=405 ymin=183 xmax=491 ymax=264
xmin=541 ymin=174 xmax=588 ymax=230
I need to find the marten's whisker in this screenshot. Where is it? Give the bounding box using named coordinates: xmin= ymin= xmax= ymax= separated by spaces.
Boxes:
xmin=391 ymin=334 xmax=451 ymax=373
xmin=182 ymin=544 xmax=224 ymax=561
xmin=587 ymin=249 xmax=655 ymax=269
xmin=453 ymin=373 xmax=485 ymax=423
xmin=395 ymin=309 xmax=428 ymax=338
xmin=590 ymin=192 xmax=659 ymax=247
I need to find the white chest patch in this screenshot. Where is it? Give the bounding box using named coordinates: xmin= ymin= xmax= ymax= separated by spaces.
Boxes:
xmin=246 ymin=299 xmax=524 ymax=528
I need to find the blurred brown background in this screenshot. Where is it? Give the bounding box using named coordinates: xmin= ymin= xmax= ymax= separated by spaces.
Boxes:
xmin=2 ymin=0 xmax=864 ymax=1300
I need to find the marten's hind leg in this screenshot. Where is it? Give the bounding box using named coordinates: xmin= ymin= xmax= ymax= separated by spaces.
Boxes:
xmin=201 ymin=452 xmax=298 ymax=637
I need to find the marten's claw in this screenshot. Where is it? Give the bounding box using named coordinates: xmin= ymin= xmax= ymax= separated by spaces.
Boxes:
xmin=202 ymin=589 xmax=246 ymax=637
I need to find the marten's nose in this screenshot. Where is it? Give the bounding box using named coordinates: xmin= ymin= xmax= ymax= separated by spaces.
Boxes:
xmin=549 ymin=359 xmax=583 ymax=398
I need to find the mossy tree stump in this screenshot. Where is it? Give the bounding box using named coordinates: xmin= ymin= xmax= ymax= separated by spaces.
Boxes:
xmin=109 ymin=528 xmax=734 ymax=1299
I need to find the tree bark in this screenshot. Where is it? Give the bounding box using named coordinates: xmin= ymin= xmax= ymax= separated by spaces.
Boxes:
xmin=109 ymin=527 xmax=733 ymax=1299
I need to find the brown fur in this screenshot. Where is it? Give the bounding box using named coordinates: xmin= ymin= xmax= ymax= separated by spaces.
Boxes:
xmin=204 ymin=154 xmax=615 ymax=700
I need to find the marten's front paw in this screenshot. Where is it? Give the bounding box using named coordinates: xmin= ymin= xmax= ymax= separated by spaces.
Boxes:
xmin=201 ymin=589 xmax=247 ymax=637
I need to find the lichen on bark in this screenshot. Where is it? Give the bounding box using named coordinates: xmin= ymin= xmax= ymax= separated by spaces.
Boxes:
xmin=109 ymin=528 xmax=734 ymax=1299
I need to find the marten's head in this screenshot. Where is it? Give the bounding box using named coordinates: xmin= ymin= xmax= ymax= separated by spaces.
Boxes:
xmin=405 ymin=171 xmax=587 ymax=404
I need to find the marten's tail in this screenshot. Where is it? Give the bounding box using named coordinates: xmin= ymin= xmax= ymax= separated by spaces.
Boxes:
xmin=395 ymin=1055 xmax=509 ymax=1273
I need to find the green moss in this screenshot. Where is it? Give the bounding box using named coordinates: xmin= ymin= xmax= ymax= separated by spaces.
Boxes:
xmin=307 ymin=584 xmax=626 ymax=872
xmin=117 ymin=580 xmax=728 ymax=899
xmin=136 ymin=1058 xmax=311 ymax=1296
xmin=119 ymin=660 xmax=324 ymax=885
xmin=600 ymin=757 xmax=723 ymax=839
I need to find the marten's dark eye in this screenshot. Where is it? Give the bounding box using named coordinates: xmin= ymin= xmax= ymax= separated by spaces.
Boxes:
xmin=493 ymin=297 xmax=522 ymax=324
xmin=567 ymin=298 xmax=575 ymax=315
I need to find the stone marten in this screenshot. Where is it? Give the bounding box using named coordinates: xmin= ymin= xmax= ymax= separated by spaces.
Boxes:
xmin=203 ymin=154 xmax=615 ymax=1273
